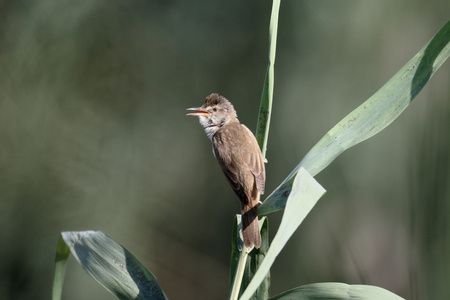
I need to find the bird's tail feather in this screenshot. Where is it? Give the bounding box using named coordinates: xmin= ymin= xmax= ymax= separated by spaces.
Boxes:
xmin=242 ymin=205 xmax=261 ymax=249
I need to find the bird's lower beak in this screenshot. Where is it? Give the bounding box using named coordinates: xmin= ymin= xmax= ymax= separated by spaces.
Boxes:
xmin=186 ymin=107 xmax=210 ymax=117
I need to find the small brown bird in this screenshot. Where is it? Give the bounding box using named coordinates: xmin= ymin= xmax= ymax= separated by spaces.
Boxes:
xmin=187 ymin=93 xmax=265 ymax=249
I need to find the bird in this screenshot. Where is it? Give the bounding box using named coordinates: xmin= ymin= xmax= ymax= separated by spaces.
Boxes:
xmin=186 ymin=93 xmax=265 ymax=250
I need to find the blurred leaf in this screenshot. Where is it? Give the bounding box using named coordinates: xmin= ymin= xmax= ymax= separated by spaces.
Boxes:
xmin=58 ymin=231 xmax=168 ymax=300
xmin=239 ymin=168 xmax=326 ymax=300
xmin=256 ymin=0 xmax=281 ymax=158
xmin=230 ymin=217 xmax=269 ymax=300
xmin=259 ymin=20 xmax=450 ymax=215
xmin=269 ymin=282 xmax=405 ymax=300
xmin=52 ymin=235 xmax=71 ymax=300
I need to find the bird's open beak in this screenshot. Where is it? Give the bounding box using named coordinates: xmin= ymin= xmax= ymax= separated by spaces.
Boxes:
xmin=186 ymin=107 xmax=210 ymax=117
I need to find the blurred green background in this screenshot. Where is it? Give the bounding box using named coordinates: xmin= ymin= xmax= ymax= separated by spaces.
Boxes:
xmin=1 ymin=1 xmax=449 ymax=299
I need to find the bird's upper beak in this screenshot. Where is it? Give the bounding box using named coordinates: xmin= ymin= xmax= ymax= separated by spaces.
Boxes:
xmin=186 ymin=107 xmax=210 ymax=117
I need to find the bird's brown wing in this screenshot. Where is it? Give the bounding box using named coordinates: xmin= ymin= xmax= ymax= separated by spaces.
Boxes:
xmin=212 ymin=125 xmax=247 ymax=203
xmin=212 ymin=123 xmax=265 ymax=205
xmin=240 ymin=124 xmax=265 ymax=195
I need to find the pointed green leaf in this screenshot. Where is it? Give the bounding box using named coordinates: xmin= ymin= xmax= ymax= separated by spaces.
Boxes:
xmin=60 ymin=231 xmax=168 ymax=300
xmin=256 ymin=0 xmax=281 ymax=158
xmin=269 ymin=282 xmax=405 ymax=300
xmin=239 ymin=168 xmax=326 ymax=300
xmin=260 ymin=20 xmax=450 ymax=215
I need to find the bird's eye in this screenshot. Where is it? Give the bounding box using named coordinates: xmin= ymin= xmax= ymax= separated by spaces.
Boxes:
xmin=212 ymin=108 xmax=217 ymax=112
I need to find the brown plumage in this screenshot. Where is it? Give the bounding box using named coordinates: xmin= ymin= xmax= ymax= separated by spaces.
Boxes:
xmin=187 ymin=93 xmax=265 ymax=249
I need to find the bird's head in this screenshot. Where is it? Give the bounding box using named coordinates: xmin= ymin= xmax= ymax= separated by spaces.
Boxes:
xmin=187 ymin=93 xmax=238 ymax=139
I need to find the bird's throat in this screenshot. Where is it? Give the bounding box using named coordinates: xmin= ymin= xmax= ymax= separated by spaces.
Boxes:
xmin=203 ymin=125 xmax=220 ymax=141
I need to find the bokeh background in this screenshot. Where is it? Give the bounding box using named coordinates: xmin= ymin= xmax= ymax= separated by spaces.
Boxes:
xmin=1 ymin=1 xmax=449 ymax=299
